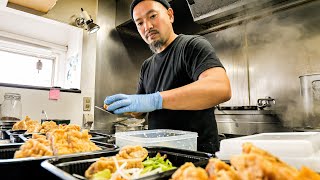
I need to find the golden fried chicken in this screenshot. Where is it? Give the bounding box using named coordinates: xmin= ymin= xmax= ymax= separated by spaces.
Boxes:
xmin=58 ymin=124 xmax=81 ymax=132
xmin=25 ymin=119 xmax=42 ymax=133
xmin=12 ymin=116 xmax=42 ymax=133
xmin=12 ymin=119 xmax=27 ymax=130
xmin=40 ymin=121 xmax=58 ymax=134
xmin=116 ymin=145 xmax=148 ymax=160
xmin=85 ymin=156 xmax=144 ymax=179
xmin=171 ymin=162 xmax=209 ymax=180
xmin=14 ymin=136 xmax=53 ymax=158
xmin=68 ymin=129 xmax=101 ymax=153
xmin=170 ymin=142 xmax=320 ymax=180
xmin=231 ymin=142 xmax=299 ymax=180
xmin=296 ymin=166 xmax=320 ymax=179
xmin=47 ymin=129 xmax=101 ymax=155
xmin=14 ymin=127 xmax=101 ymax=158
xmin=205 ymin=158 xmax=240 ymax=180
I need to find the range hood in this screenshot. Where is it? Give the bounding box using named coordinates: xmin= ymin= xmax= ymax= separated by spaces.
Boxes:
xmin=115 ymin=0 xmax=314 ymax=38
xmin=186 ymin=0 xmax=314 ymax=27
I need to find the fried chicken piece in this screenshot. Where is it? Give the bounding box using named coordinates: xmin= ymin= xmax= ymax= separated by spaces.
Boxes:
xmin=68 ymin=129 xmax=101 ymax=153
xmin=171 ymin=162 xmax=209 ymax=180
xmin=32 ymin=133 xmax=47 ymax=140
xmin=25 ymin=119 xmax=42 ymax=133
xmin=295 ymin=166 xmax=320 ymax=180
xmin=14 ymin=136 xmax=53 ymax=158
xmin=12 ymin=116 xmax=42 ymax=133
xmin=205 ymin=158 xmax=240 ymax=180
xmin=58 ymin=124 xmax=81 ymax=132
xmin=47 ymin=129 xmax=101 ymax=155
xmin=231 ymin=142 xmax=299 ymax=180
xmin=116 ymin=145 xmax=148 ymax=160
xmin=47 ymin=129 xmax=72 ymax=155
xmin=85 ymin=157 xmax=144 ymax=179
xmin=12 ymin=119 xmax=27 ymax=130
xmin=40 ymin=121 xmax=58 ymax=134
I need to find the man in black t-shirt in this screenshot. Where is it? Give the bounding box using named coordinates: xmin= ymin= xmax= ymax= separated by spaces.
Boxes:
xmin=104 ymin=0 xmax=231 ymax=153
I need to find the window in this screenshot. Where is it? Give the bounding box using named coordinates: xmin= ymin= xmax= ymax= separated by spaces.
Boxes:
xmin=0 ymin=50 xmax=54 ymax=87
xmin=0 ymin=32 xmax=66 ymax=89
xmin=0 ymin=7 xmax=83 ymax=91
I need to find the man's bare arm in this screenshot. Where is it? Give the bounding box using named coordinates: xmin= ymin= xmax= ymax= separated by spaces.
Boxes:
xmin=160 ymin=67 xmax=231 ymax=110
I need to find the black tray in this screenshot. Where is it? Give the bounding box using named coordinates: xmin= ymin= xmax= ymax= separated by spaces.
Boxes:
xmin=0 ymin=141 xmax=118 ymax=179
xmin=41 ymin=146 xmax=214 ymax=180
xmin=17 ymin=131 xmax=112 ymax=143
xmin=5 ymin=130 xmax=27 ymax=143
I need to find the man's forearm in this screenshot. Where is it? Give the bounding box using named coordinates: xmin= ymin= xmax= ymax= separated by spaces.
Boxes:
xmin=160 ymin=68 xmax=231 ymax=110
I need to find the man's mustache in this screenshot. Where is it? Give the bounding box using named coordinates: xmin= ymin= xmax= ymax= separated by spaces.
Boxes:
xmin=145 ymin=30 xmax=159 ymax=39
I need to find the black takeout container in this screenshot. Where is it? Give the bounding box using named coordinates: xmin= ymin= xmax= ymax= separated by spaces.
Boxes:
xmin=0 ymin=141 xmax=118 ymax=179
xmin=17 ymin=131 xmax=112 ymax=143
xmin=41 ymin=146 xmax=214 ymax=180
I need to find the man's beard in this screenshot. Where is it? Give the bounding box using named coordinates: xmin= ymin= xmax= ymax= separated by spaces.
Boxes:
xmin=149 ymin=39 xmax=165 ymax=53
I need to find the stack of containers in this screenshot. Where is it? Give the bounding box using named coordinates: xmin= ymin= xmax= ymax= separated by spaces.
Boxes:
xmin=216 ymin=132 xmax=320 ymax=172
xmin=115 ymin=129 xmax=198 ymax=151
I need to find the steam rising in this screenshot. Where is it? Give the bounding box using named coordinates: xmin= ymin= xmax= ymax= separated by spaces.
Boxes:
xmin=206 ymin=2 xmax=320 ymax=128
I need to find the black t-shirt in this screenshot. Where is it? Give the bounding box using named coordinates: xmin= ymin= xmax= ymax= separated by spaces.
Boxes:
xmin=137 ymin=34 xmax=224 ymax=153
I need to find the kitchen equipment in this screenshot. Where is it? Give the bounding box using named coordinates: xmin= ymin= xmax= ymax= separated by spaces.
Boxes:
xmin=113 ymin=117 xmax=145 ymax=133
xmin=115 ymin=129 xmax=198 ymax=151
xmin=41 ymin=146 xmax=213 ymax=180
xmin=0 ymin=93 xmax=22 ymax=121
xmin=94 ymin=105 xmax=115 ymax=115
xmin=299 ymin=73 xmax=320 ymax=128
xmin=215 ymin=106 xmax=290 ymax=136
xmin=216 ymin=132 xmax=320 ymax=172
xmin=6 ymin=130 xmax=27 ymax=143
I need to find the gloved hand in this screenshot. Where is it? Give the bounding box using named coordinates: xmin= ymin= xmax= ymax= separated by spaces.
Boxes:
xmin=104 ymin=92 xmax=163 ymax=114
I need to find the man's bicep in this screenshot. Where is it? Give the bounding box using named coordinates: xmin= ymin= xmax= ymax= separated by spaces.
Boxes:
xmin=198 ymin=67 xmax=227 ymax=80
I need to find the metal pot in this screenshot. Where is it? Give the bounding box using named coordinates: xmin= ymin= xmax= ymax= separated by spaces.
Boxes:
xmin=114 ymin=124 xmax=144 ymax=132
xmin=215 ymin=107 xmax=290 ymax=135
xmin=299 ymin=74 xmax=320 ymax=128
xmin=113 ymin=118 xmax=145 ymax=133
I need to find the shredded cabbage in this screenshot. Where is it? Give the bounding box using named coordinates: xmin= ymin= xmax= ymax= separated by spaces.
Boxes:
xmin=91 ymin=153 xmax=175 ymax=180
xmin=141 ymin=153 xmax=176 ymax=174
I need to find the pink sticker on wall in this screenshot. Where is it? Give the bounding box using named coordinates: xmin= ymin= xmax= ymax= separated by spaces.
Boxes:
xmin=49 ymin=88 xmax=60 ymax=100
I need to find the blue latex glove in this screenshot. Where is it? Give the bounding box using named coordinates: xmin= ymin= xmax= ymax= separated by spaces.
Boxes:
xmin=104 ymin=92 xmax=163 ymax=114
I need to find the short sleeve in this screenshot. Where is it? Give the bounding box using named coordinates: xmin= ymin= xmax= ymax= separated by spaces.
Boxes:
xmin=136 ymin=61 xmax=147 ymax=94
xmin=184 ymin=36 xmax=224 ymax=81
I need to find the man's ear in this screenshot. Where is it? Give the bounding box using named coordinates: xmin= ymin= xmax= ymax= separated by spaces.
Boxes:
xmin=167 ymin=8 xmax=174 ymax=23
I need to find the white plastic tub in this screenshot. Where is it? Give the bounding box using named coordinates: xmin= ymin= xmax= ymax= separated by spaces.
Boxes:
xmin=115 ymin=129 xmax=198 ymax=151
xmin=216 ymin=132 xmax=320 ymax=172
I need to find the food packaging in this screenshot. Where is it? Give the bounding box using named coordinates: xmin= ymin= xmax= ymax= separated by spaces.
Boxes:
xmin=216 ymin=132 xmax=320 ymax=172
xmin=41 ymin=146 xmax=213 ymax=180
xmin=115 ymin=129 xmax=198 ymax=151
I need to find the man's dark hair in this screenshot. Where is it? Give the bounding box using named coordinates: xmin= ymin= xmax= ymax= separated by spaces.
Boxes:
xmin=130 ymin=0 xmax=171 ymax=20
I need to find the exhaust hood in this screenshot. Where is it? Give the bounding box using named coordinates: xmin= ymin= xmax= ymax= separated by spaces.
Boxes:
xmin=186 ymin=0 xmax=314 ymax=27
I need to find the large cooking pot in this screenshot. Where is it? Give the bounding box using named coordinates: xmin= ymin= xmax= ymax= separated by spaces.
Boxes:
xmin=113 ymin=118 xmax=145 ymax=133
xmin=215 ymin=106 xmax=290 ymax=135
xmin=299 ymin=73 xmax=320 ymax=128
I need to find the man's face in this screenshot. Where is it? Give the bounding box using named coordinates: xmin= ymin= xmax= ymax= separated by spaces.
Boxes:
xmin=132 ymin=0 xmax=174 ymax=52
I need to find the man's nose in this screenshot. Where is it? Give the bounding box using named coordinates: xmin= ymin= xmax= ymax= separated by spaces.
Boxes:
xmin=144 ymin=20 xmax=153 ymax=31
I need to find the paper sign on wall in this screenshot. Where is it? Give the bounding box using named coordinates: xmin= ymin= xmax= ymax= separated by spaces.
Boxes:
xmin=49 ymin=88 xmax=60 ymax=100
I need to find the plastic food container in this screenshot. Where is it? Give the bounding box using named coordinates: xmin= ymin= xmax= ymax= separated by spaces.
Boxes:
xmin=216 ymin=132 xmax=320 ymax=172
xmin=115 ymin=129 xmax=198 ymax=151
xmin=0 ymin=141 xmax=118 ymax=179
xmin=41 ymin=146 xmax=213 ymax=180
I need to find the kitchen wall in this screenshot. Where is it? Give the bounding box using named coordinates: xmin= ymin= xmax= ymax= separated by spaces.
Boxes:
xmin=204 ymin=0 xmax=320 ymax=127
xmin=0 ymin=0 xmax=98 ymax=126
xmin=94 ymin=0 xmax=151 ymax=133
xmin=94 ymin=0 xmax=320 ymax=131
